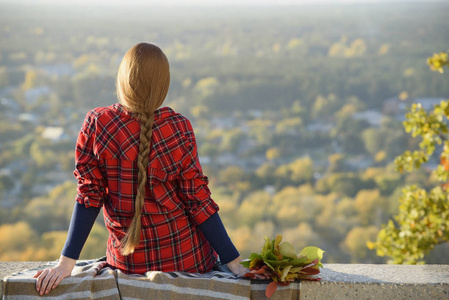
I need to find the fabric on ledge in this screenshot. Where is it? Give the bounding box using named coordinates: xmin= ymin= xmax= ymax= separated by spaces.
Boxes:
xmin=2 ymin=258 xmax=301 ymax=300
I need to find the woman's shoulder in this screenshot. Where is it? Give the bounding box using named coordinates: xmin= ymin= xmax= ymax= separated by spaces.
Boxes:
xmin=83 ymin=103 xmax=129 ymax=123
xmin=83 ymin=103 xmax=118 ymax=118
xmin=156 ymin=107 xmax=194 ymax=131
xmin=80 ymin=103 xmax=128 ymax=133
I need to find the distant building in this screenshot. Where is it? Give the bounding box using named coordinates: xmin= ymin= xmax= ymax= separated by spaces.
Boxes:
xmin=24 ymin=86 xmax=51 ymax=105
xmin=383 ymin=97 xmax=447 ymax=119
xmin=41 ymin=63 xmax=75 ymax=76
xmin=0 ymin=97 xmax=21 ymax=113
xmin=352 ymin=110 xmax=384 ymax=127
xmin=18 ymin=113 xmax=38 ymax=124
xmin=306 ymin=122 xmax=333 ymax=133
xmin=41 ymin=126 xmax=65 ymax=141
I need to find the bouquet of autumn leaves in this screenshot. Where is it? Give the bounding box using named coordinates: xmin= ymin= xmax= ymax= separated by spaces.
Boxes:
xmin=240 ymin=235 xmax=325 ymax=298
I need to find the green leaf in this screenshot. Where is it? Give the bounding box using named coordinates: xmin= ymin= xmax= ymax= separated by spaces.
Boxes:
xmin=265 ymin=259 xmax=295 ymax=267
xmin=300 ymin=246 xmax=325 ymax=267
xmin=288 ymin=256 xmax=309 ymax=266
xmin=279 ymin=242 xmax=297 ymax=259
xmin=280 ymin=265 xmax=292 ymax=281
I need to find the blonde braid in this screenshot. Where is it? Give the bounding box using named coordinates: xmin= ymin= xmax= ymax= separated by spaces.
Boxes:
xmin=120 ymin=112 xmax=155 ymax=255
xmin=116 ymin=42 xmax=170 ymax=256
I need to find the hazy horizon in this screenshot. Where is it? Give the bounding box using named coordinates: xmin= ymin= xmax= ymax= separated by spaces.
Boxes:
xmin=0 ymin=0 xmax=444 ymax=6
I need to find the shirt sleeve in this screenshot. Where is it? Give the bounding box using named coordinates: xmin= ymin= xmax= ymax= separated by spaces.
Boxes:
xmin=61 ymin=202 xmax=101 ymax=260
xmin=177 ymin=122 xmax=219 ymax=226
xmin=74 ymin=110 xmax=108 ymax=208
xmin=197 ymin=212 xmax=239 ymax=264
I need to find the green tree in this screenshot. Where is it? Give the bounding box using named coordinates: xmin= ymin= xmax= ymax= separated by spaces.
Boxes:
xmin=370 ymin=51 xmax=449 ymax=264
xmin=362 ymin=128 xmax=384 ymax=156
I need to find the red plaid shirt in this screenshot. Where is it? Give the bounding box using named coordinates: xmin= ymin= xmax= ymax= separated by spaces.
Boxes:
xmin=74 ymin=103 xmax=219 ymax=274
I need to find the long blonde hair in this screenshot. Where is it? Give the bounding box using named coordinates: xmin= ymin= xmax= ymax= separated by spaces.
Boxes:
xmin=116 ymin=43 xmax=170 ymax=255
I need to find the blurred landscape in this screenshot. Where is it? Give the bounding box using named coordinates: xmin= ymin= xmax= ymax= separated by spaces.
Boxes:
xmin=0 ymin=2 xmax=448 ymax=263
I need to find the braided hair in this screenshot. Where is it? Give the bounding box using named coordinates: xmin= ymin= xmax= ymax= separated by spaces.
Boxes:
xmin=116 ymin=43 xmax=170 ymax=255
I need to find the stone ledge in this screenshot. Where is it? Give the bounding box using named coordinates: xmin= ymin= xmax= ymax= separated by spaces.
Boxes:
xmin=301 ymin=264 xmax=449 ymax=299
xmin=1 ymin=262 xmax=448 ymax=299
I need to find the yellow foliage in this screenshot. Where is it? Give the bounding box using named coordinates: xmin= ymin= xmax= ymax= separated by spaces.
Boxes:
xmin=342 ymin=226 xmax=379 ymax=261
xmin=86 ymin=63 xmax=100 ymax=75
xmin=228 ymin=222 xmax=275 ymax=258
xmin=194 ymin=77 xmax=219 ymax=97
xmin=182 ymin=77 xmax=192 ymax=88
xmin=287 ymin=38 xmax=303 ymax=49
xmin=34 ymin=27 xmax=44 ymax=35
xmin=354 ymin=189 xmax=385 ymax=225
xmin=403 ymin=68 xmax=415 ymax=77
xmin=346 ymin=39 xmax=367 ymax=57
xmin=266 ymin=147 xmax=281 ymax=161
xmin=21 ymin=70 xmax=38 ymax=90
xmin=336 ymin=103 xmax=357 ymax=119
xmin=206 ymin=128 xmax=224 ymax=140
xmin=73 ymin=54 xmax=90 ymax=69
xmin=227 ymin=226 xmax=252 ymax=254
xmin=272 ymin=185 xmax=320 ymax=226
xmin=362 ymin=167 xmax=385 ymax=179
xmin=399 ymin=91 xmax=409 ymax=101
xmin=221 ymin=42 xmax=233 ymax=56
xmin=275 ymin=117 xmax=303 ymax=134
xmin=0 ymin=222 xmax=35 ymax=254
xmin=272 ymin=43 xmax=281 ymax=53
xmin=237 ymin=191 xmax=273 ymax=226
xmin=191 ymin=105 xmax=209 ymax=119
xmin=375 ymin=150 xmax=387 ymax=162
xmin=378 ymin=43 xmax=390 ymax=55
xmin=282 ymin=222 xmax=321 ymax=251
xmin=255 ymin=162 xmax=276 ymax=179
xmin=328 ymin=42 xmax=345 ymax=57
xmin=289 ymin=157 xmax=314 ymax=182
xmin=80 ymin=224 xmax=108 ymax=259
xmin=36 ymin=231 xmax=68 ymax=260
xmin=329 ymin=38 xmax=366 ymax=57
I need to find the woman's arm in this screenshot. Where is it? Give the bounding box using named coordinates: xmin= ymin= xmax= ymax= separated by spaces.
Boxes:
xmin=197 ymin=212 xmax=249 ymax=276
xmin=34 ymin=255 xmax=76 ymax=296
xmin=34 ymin=195 xmax=101 ymax=295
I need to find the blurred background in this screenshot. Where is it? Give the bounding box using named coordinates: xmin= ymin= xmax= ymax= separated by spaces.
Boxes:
xmin=0 ymin=0 xmax=448 ymax=264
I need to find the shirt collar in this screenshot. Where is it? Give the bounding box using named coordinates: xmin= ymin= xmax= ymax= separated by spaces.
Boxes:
xmin=113 ymin=103 xmax=175 ymax=120
xmin=154 ymin=106 xmax=175 ymax=120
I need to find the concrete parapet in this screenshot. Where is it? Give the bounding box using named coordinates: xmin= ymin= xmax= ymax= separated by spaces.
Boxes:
xmin=302 ymin=264 xmax=449 ymax=299
xmin=1 ymin=262 xmax=448 ymax=299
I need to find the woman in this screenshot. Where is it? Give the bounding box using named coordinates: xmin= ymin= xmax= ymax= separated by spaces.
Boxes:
xmin=35 ymin=43 xmax=248 ymax=296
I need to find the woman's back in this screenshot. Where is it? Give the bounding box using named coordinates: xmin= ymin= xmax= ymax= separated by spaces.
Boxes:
xmin=75 ymin=103 xmax=219 ymax=274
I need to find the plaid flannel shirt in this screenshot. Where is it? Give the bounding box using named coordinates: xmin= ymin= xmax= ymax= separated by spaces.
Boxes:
xmin=74 ymin=103 xmax=219 ymax=274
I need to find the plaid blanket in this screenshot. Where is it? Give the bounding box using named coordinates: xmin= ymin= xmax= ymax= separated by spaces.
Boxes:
xmin=2 ymin=259 xmax=301 ymax=299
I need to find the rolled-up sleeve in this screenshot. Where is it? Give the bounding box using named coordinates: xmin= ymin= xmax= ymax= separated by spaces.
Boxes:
xmin=177 ymin=132 xmax=219 ymax=226
xmin=74 ymin=111 xmax=108 ymax=208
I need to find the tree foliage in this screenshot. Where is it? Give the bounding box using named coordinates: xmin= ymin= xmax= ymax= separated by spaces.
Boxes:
xmin=370 ymin=50 xmax=449 ymax=264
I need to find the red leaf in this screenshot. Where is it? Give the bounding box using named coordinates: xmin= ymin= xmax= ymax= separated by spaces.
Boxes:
xmin=277 ymin=281 xmax=291 ymax=286
xmin=244 ymin=272 xmax=256 ymax=279
xmin=301 ymin=267 xmax=321 ymax=275
xmin=265 ymin=281 xmax=278 ymax=298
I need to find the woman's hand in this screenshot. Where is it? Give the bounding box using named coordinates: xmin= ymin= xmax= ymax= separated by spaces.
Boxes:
xmin=226 ymin=256 xmax=250 ymax=276
xmin=34 ymin=255 xmax=76 ymax=296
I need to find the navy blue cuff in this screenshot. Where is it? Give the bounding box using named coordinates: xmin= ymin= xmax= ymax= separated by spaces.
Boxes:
xmin=61 ymin=202 xmax=100 ymax=260
xmin=197 ymin=212 xmax=240 ymax=264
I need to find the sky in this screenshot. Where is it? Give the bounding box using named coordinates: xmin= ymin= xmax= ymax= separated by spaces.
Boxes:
xmin=0 ymin=0 xmax=442 ymax=6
